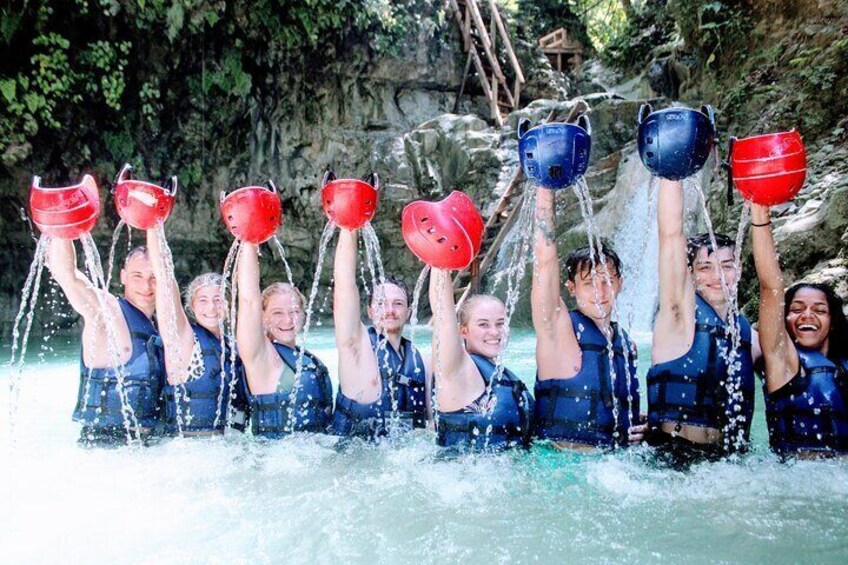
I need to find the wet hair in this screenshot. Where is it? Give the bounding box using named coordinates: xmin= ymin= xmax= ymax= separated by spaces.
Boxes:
xmin=123 ymin=245 xmax=149 ymax=267
xmin=368 ymin=274 xmax=411 ymax=306
xmin=784 ymin=282 xmax=848 ymax=362
xmin=184 ymin=273 xmax=227 ymax=318
xmin=565 ymin=244 xmax=622 ymax=282
xmin=686 ymin=233 xmax=735 ymax=268
xmin=457 ymin=294 xmax=504 ymax=327
xmin=261 ymin=282 xmax=306 ymax=311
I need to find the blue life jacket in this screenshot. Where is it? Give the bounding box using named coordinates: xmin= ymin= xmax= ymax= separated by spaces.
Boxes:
xmin=437 ymin=354 xmax=535 ymax=451
xmin=369 ymin=328 xmax=428 ymax=427
xmin=74 ymin=298 xmax=163 ymax=429
xmin=647 ymin=295 xmax=755 ymax=444
xmin=159 ymin=324 xmax=242 ymax=434
xmin=534 ymin=311 xmax=640 ymax=447
xmin=249 ymin=343 xmax=334 ymax=439
xmin=765 ymin=346 xmax=848 ymax=455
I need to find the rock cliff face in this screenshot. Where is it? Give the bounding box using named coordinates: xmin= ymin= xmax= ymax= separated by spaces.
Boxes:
xmin=0 ymin=6 xmax=561 ymax=338
xmin=4 ymin=0 xmax=845 ymax=341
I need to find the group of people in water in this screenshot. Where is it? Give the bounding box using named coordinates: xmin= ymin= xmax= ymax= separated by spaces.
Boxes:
xmin=35 ymin=108 xmax=847 ymax=464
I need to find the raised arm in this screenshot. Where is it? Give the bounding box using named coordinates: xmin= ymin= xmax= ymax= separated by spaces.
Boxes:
xmin=333 ymin=229 xmax=366 ymax=350
xmin=147 ymin=228 xmax=192 ymax=340
xmin=531 ymin=188 xmax=579 ymax=379
xmin=45 ymin=237 xmax=110 ymax=321
xmin=750 ymin=204 xmax=797 ymax=391
xmin=531 ymin=188 xmax=564 ymax=334
xmin=656 ymin=179 xmax=692 ymax=313
xmin=147 ymin=226 xmax=193 ymax=384
xmin=653 ymin=179 xmax=695 ymax=360
xmin=236 ymin=243 xmax=269 ymax=365
xmin=428 ymin=268 xmax=469 ymax=379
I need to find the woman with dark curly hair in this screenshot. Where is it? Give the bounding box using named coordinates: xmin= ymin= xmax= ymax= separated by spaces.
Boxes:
xmin=751 ymin=202 xmax=848 ymax=457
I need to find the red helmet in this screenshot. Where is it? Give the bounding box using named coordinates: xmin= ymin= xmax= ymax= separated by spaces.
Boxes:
xmin=29 ymin=174 xmax=101 ymax=240
xmin=112 ymin=164 xmax=177 ymax=230
xmin=401 ymin=191 xmax=484 ymax=271
xmin=729 ymin=129 xmax=806 ymax=205
xmin=321 ymin=170 xmax=379 ymax=230
xmin=220 ymin=181 xmax=282 ymax=244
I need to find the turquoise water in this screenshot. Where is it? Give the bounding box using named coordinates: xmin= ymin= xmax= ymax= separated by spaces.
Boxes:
xmin=2 ymin=327 xmax=847 ymax=563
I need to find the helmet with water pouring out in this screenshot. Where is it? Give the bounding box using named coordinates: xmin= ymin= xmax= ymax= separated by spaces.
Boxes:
xmin=517 ymin=114 xmax=592 ymax=190
xmin=113 ymin=163 xmax=177 ymax=230
xmin=29 ymin=174 xmax=101 ymax=240
xmin=637 ymin=104 xmax=716 ymax=180
xmin=219 ymin=181 xmax=282 ymax=244
xmin=321 ymin=169 xmax=379 ymax=230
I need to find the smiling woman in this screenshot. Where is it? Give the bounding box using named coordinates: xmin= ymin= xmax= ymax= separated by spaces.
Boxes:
xmin=429 ymin=268 xmax=534 ymax=451
xmin=146 ymin=226 xmax=246 ymax=437
xmin=235 ymin=243 xmax=334 ymax=439
xmin=751 ymin=202 xmax=848 ymax=456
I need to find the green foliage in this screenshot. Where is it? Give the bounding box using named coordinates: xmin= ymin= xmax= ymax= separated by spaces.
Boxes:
xmin=601 ymin=1 xmax=677 ymax=70
xmin=669 ymin=0 xmax=752 ymax=69
xmin=80 ymin=40 xmax=131 ymax=110
xmin=0 ymin=0 xmax=434 ymax=170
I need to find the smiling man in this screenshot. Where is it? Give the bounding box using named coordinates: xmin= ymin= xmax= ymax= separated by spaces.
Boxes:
xmin=647 ymin=179 xmax=762 ymax=464
xmin=46 ymin=240 xmax=163 ymax=446
xmin=331 ymin=228 xmax=431 ymax=438
xmin=531 ymin=187 xmax=642 ymax=450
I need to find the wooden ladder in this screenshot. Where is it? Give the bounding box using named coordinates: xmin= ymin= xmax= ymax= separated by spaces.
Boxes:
xmin=452 ymin=103 xmax=588 ymax=310
xmin=448 ymin=0 xmax=525 ymax=127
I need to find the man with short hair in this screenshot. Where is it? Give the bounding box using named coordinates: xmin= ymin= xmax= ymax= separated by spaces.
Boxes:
xmin=331 ymin=228 xmax=432 ymax=437
xmin=531 ymin=187 xmax=642 ymax=449
xmin=647 ymin=179 xmax=761 ymax=463
xmin=47 ymin=239 xmax=162 ymax=446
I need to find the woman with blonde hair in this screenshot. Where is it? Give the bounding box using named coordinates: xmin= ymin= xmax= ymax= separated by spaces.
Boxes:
xmin=428 ymin=269 xmax=534 ymax=451
xmin=235 ymin=243 xmax=333 ymax=438
xmin=146 ymin=229 xmax=247 ymax=436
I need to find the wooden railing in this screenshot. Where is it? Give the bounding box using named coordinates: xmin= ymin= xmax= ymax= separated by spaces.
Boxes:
xmin=447 ymin=0 xmax=525 ymax=126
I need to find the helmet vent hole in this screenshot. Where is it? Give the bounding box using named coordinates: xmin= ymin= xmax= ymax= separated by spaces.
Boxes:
xmin=450 ymin=245 xmax=459 ymax=251
xmin=427 ymin=227 xmax=436 ymax=234
xmin=549 ymin=165 xmax=563 ymax=180
xmin=647 ymin=151 xmax=655 ymax=158
xmin=437 ymin=236 xmax=447 ymax=243
xmin=525 ymin=152 xmax=534 ymax=159
xmin=647 ymin=137 xmax=653 ymax=144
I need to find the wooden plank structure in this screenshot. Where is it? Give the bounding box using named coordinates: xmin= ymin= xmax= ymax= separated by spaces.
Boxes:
xmin=539 ymin=28 xmax=584 ymax=76
xmin=453 ymin=102 xmax=589 ymax=310
xmin=447 ymin=0 xmax=525 ymax=127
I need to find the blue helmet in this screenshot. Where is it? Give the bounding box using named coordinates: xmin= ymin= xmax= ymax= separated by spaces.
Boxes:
xmin=637 ymin=104 xmax=716 ymax=180
xmin=518 ymin=115 xmax=592 ymax=190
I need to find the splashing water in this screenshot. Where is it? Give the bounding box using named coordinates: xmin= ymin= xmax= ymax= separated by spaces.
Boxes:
xmin=106 ymin=220 xmax=129 ymax=289
xmin=429 ymin=270 xmax=449 ymax=432
xmin=361 ymin=224 xmax=406 ymax=436
xmin=287 ymin=221 xmax=337 ymax=433
xmin=407 ymin=265 xmax=431 ymax=383
xmin=725 ymin=200 xmax=753 ymax=446
xmin=78 ymin=234 xmax=142 ymax=443
xmin=569 ymin=177 xmax=634 ymax=442
xmin=8 ymin=235 xmax=51 ymax=436
xmin=151 ymin=223 xmax=191 ymax=435
xmin=614 ymin=176 xmax=660 ymax=332
xmin=480 ymin=185 xmax=538 ymax=446
xmin=686 ymin=172 xmax=748 ymax=452
xmin=269 ymin=236 xmax=295 ymax=287
xmin=216 ymin=239 xmax=242 ymax=430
